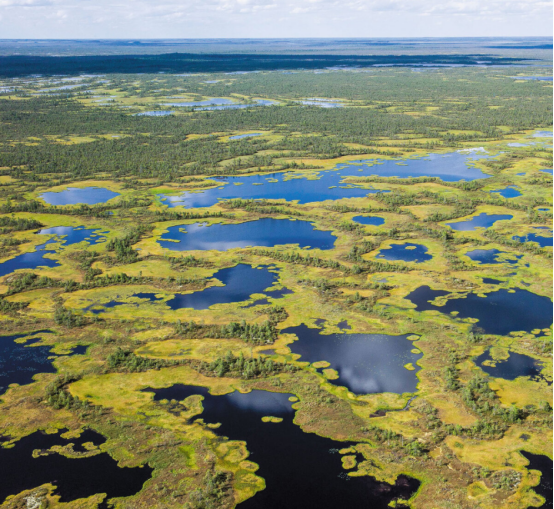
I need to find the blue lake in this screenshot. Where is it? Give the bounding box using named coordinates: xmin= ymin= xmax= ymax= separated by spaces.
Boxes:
xmin=40 ymin=187 xmax=120 ymax=205
xmin=146 ymin=385 xmax=420 ymax=509
xmin=511 ymin=76 xmax=553 ymax=81
xmin=0 ymin=241 xmax=59 ymax=278
xmin=446 ymin=213 xmax=513 ymax=231
xmin=157 ymin=219 xmax=337 ymax=251
xmin=298 ymin=100 xmax=343 ymax=108
xmin=405 ymin=286 xmax=552 ymax=335
xmin=533 ymin=132 xmax=553 ymax=138
xmin=352 ymin=216 xmax=385 ymax=226
xmin=513 ymin=228 xmax=553 ymax=247
xmin=163 ymin=99 xmax=276 ymax=111
xmin=166 ymin=264 xmax=289 ymax=310
xmin=520 ymin=452 xmax=553 ymax=509
xmin=229 ymin=133 xmax=264 ymax=140
xmin=39 ymin=226 xmax=107 ymax=246
xmin=474 ymin=348 xmax=545 ymax=381
xmin=376 ymin=243 xmax=432 ymax=263
xmin=283 ymin=324 xmax=422 ymax=395
xmin=540 ymin=169 xmax=553 ymax=175
xmin=0 ymin=331 xmax=85 ymax=394
xmin=135 ymin=111 xmax=174 ymax=116
xmin=489 ymin=186 xmax=521 ymax=198
xmin=482 ymin=277 xmax=502 ymax=284
xmin=159 ymin=152 xmax=491 ymax=209
xmin=338 ymin=152 xmax=493 ymax=182
xmin=465 ymin=249 xmax=522 ymax=265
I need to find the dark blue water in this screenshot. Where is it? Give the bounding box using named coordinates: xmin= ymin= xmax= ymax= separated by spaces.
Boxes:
xmin=0 ymin=241 xmax=59 ymax=277
xmin=446 ymin=213 xmax=513 ymax=231
xmin=465 ymin=249 xmax=522 ymax=264
xmin=376 ymin=243 xmax=432 ymax=263
xmin=540 ymin=169 xmax=553 ymax=174
xmin=538 ymin=208 xmax=551 ymax=212
xmin=85 ymin=293 xmax=163 ymax=314
xmin=352 ymin=215 xmax=385 ymax=226
xmin=39 ymin=226 xmax=108 ymax=246
xmin=40 ymin=187 xmax=120 ymax=205
xmin=159 ymin=152 xmax=491 ymax=209
xmin=489 ymin=186 xmax=521 ymax=198
xmin=482 ymin=278 xmax=502 ymax=284
xmin=166 ymin=264 xmax=285 ymax=310
xmin=283 ymin=324 xmax=422 ymax=394
xmin=474 ymin=348 xmax=544 ymax=381
xmin=338 ymin=152 xmax=492 ymax=182
xmin=229 ymin=133 xmax=264 ymax=140
xmin=406 ymin=286 xmax=553 ymax=335
xmin=135 ymin=111 xmax=174 ymax=116
xmin=157 ymin=219 xmax=337 ymax=251
xmin=513 ymin=228 xmax=553 ymax=247
xmin=145 ymin=385 xmax=420 ymax=509
xmin=0 ymin=331 xmax=84 ymax=394
xmin=521 ymin=451 xmax=553 ymax=509
xmin=0 ymin=429 xmax=152 ymax=505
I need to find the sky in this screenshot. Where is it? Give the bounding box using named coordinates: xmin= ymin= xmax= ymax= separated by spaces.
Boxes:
xmin=0 ymin=0 xmax=552 ymax=39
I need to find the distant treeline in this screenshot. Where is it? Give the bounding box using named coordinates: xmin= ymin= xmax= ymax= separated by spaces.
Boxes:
xmin=0 ymin=53 xmax=527 ymax=77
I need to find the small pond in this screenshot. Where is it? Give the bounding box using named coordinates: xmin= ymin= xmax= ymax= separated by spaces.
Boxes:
xmin=489 ymin=186 xmax=521 ymax=198
xmin=229 ymin=133 xmax=264 ymax=140
xmin=163 ymin=99 xmax=276 ymax=111
xmin=405 ymin=286 xmax=552 ymax=335
xmin=39 ymin=226 xmax=108 ymax=246
xmin=40 ymin=187 xmax=120 ymax=206
xmin=513 ymin=228 xmax=553 ymax=248
xmin=298 ymin=100 xmax=343 ymax=108
xmin=520 ymin=451 xmax=553 ymax=508
xmin=376 ymin=243 xmax=432 ymax=263
xmin=85 ymin=265 xmax=292 ymax=313
xmin=145 ymin=385 xmax=420 ymax=509
xmin=533 ymin=131 xmax=553 ymax=138
xmin=446 ymin=213 xmax=513 ymax=231
xmin=0 ymin=330 xmax=85 ymax=393
xmin=540 ymin=169 xmax=553 ymax=175
xmin=352 ymin=215 xmax=385 ymax=226
xmin=474 ymin=348 xmax=545 ymax=381
xmin=282 ymin=324 xmax=422 ymax=395
xmin=135 ymin=111 xmax=174 ymax=116
xmin=465 ymin=249 xmax=522 ymax=265
xmin=157 ymin=219 xmax=337 ymax=251
xmin=0 ymin=429 xmax=152 ymax=505
xmin=0 ymin=241 xmax=59 ymax=278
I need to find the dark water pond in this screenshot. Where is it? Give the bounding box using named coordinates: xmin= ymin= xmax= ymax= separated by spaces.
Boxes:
xmin=540 ymin=169 xmax=553 ymax=174
xmin=513 ymin=228 xmax=553 ymax=247
xmin=0 ymin=429 xmax=152 ymax=505
xmin=0 ymin=331 xmax=86 ymax=393
xmin=40 ymin=187 xmax=120 ymax=205
xmin=157 ymin=219 xmax=337 ymax=251
xmin=489 ymin=186 xmax=521 ymax=198
xmin=0 ymin=241 xmax=59 ymax=278
xmin=352 ymin=215 xmax=385 ymax=226
xmin=474 ymin=348 xmax=545 ymax=381
xmin=465 ymin=249 xmax=522 ymax=264
xmin=146 ymin=385 xmax=420 ymax=509
xmin=376 ymin=243 xmax=431 ymax=263
xmin=446 ymin=213 xmax=513 ymax=231
xmin=39 ymin=226 xmax=108 ymax=246
xmin=405 ymin=286 xmax=552 ymax=335
xmin=85 ymin=265 xmax=291 ymax=313
xmin=482 ymin=277 xmax=502 ymax=284
xmin=521 ymin=451 xmax=553 ymax=508
xmin=166 ymin=264 xmax=288 ymax=310
xmin=338 ymin=152 xmax=493 ymax=182
xmin=282 ymin=324 xmax=422 ymax=394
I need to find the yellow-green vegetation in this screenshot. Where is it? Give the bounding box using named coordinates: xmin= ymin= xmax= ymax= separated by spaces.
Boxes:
xmin=0 ymin=63 xmax=551 ymax=509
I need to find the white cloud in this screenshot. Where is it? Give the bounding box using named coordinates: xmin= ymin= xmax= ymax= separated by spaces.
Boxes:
xmin=0 ymin=0 xmax=551 ymax=37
